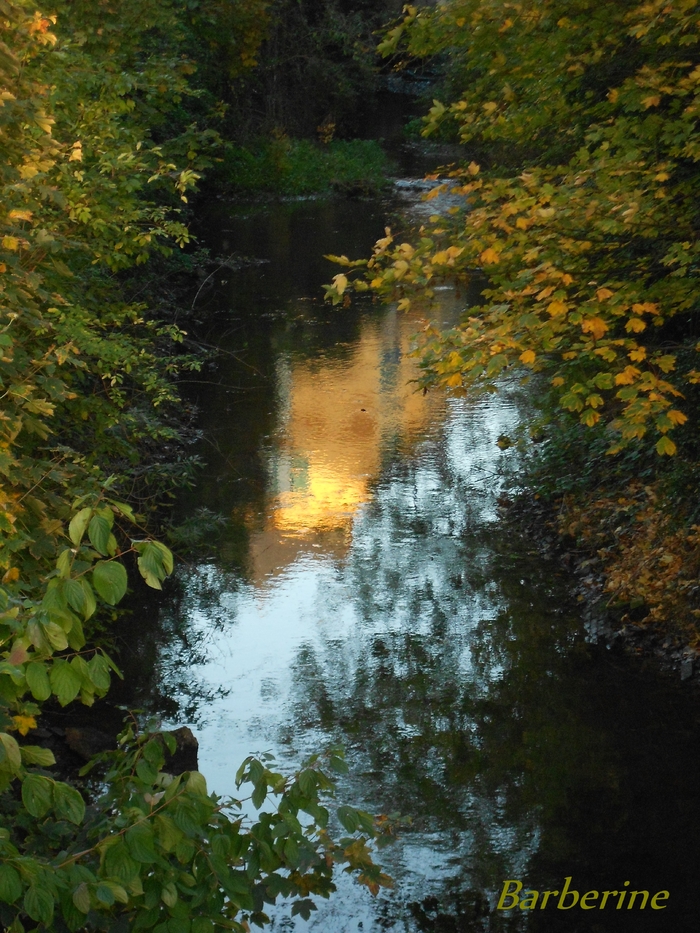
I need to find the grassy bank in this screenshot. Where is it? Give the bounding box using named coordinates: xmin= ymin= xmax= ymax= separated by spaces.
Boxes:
xmin=217 ymin=136 xmax=393 ymax=196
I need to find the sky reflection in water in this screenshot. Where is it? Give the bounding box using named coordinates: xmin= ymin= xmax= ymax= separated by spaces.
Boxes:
xmin=148 ymin=198 xmax=700 ymax=932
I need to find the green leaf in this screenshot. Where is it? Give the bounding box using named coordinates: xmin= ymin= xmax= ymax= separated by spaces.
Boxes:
xmin=26 ymin=661 xmax=51 ymax=701
xmin=154 ymin=814 xmax=183 ymax=852
xmin=161 ymin=881 xmax=178 ymax=907
xmin=67 ymin=615 xmax=86 ymax=651
xmin=192 ymin=920 xmax=215 ymax=933
xmin=283 ymin=835 xmax=300 ymax=868
xmin=50 ymin=659 xmax=82 ymax=706
xmin=43 ymin=619 xmax=69 ymax=651
xmin=22 ymin=773 xmax=54 ymax=817
xmin=0 ymin=732 xmax=22 ymax=773
xmin=135 ymin=541 xmax=174 ymax=589
xmin=95 ymin=883 xmax=115 ymax=906
xmin=92 ymin=560 xmax=127 ymax=605
xmin=23 ymin=885 xmax=54 ymax=925
xmin=64 ymin=577 xmax=97 ymax=621
xmin=0 ymin=865 xmax=22 ymax=904
xmin=86 ymin=652 xmax=111 ymax=692
xmin=88 ymin=511 xmax=114 ymax=555
xmin=298 ymin=769 xmax=317 ymax=798
xmin=328 ymin=754 xmax=349 ymax=774
xmin=68 ymin=508 xmax=92 ymax=547
xmin=337 ymin=805 xmax=361 ymax=833
xmin=103 ymin=881 xmax=129 ymax=904
xmin=20 ymin=745 xmax=56 ymax=767
xmin=72 ymin=882 xmax=91 ymax=914
xmin=126 ymin=822 xmax=158 ymax=863
xmin=56 ymin=549 xmax=73 ymax=579
xmin=53 ymin=781 xmax=85 ymax=824
xmin=136 ymin=759 xmax=158 ymax=784
xmin=110 ymin=500 xmax=135 ymax=522
xmin=105 ymin=839 xmax=140 ymax=883
xmin=186 ymin=771 xmax=207 ymax=796
xmin=251 ymin=780 xmax=267 ymax=809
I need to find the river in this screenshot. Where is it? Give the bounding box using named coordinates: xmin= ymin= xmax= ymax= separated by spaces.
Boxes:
xmin=120 ymin=184 xmax=700 ymax=931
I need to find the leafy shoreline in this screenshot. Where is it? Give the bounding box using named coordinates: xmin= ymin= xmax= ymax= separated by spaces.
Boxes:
xmin=325 ymin=0 xmax=700 ymax=658
xmin=0 ymin=1 xmax=394 ymax=928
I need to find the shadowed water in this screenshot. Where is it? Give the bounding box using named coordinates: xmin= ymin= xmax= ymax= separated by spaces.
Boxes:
xmin=127 ymin=194 xmax=700 ymax=932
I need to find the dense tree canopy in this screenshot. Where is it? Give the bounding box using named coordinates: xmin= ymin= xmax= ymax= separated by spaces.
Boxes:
xmin=329 ymin=0 xmax=700 ymax=458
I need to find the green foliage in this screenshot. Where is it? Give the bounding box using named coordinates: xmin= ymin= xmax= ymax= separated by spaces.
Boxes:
xmin=329 ymin=0 xmax=700 ymax=459
xmin=0 ymin=726 xmax=392 ymax=932
xmin=218 ymin=137 xmax=392 ymax=195
xmin=0 ymin=7 xmax=391 ymax=930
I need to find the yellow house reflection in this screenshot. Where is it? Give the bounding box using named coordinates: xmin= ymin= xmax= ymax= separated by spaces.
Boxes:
xmin=246 ymin=307 xmax=445 ymax=582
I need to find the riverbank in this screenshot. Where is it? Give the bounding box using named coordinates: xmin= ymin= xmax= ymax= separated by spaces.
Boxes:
xmin=503 ymin=490 xmax=700 ymax=687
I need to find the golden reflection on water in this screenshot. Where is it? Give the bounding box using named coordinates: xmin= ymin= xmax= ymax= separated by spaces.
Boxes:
xmin=247 ymin=307 xmax=445 ymax=582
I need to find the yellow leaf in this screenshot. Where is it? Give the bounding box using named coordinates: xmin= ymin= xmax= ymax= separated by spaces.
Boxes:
xmin=625 ymin=317 xmax=646 ymax=332
xmin=615 ymin=366 xmax=641 ymax=385
xmin=656 ymin=436 xmax=676 ymax=456
xmin=581 ymin=409 xmax=600 ymax=427
xmin=467 ymin=161 xmax=480 ymax=176
xmin=69 ymin=141 xmax=82 ymax=162
xmin=483 ymin=102 xmax=498 ymax=115
xmin=561 ymin=274 xmax=574 ymax=286
xmin=397 ymin=298 xmax=411 ymax=312
xmin=642 ymin=95 xmax=661 ymax=108
xmin=547 ymin=299 xmax=568 ymax=316
xmin=667 ymin=410 xmax=688 ymax=426
xmin=2 ymin=567 xmax=19 ymax=583
xmin=519 ymin=349 xmax=536 ymax=364
xmin=581 ymin=317 xmax=608 ymax=340
xmin=480 ymin=248 xmax=500 ymax=265
xmin=551 ymin=376 xmax=565 ymax=387
xmin=2 ymin=236 xmax=19 ymax=251
xmin=596 ymin=287 xmax=614 ymax=301
xmin=12 ymin=715 xmax=37 ymax=736
xmin=515 ymin=217 xmax=530 ymax=230
xmin=8 ymin=210 xmax=32 ymax=222
xmin=629 ymin=347 xmax=647 ymax=362
xmin=537 ymin=286 xmax=555 ymax=300
xmin=446 ymin=373 xmax=463 ymax=387
xmin=333 ymin=274 xmax=348 ymax=295
xmin=654 ymin=171 xmax=669 ymax=182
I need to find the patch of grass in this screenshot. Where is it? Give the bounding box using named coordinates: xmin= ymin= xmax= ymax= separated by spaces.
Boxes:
xmin=216 ymin=136 xmax=393 ymax=196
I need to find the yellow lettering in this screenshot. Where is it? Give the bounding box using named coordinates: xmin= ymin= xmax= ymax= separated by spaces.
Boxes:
xmin=651 ymin=891 xmax=669 ymax=909
xmin=497 ymin=880 xmax=522 ymax=910
xmin=519 ymin=890 xmax=538 ymax=910
xmin=557 ymin=877 xmax=579 ymax=909
xmin=580 ymin=891 xmax=599 ymax=909
xmin=627 ymin=890 xmax=649 ymax=909
xmin=539 ymin=890 xmax=559 ymax=909
xmin=599 ymin=890 xmax=618 ymax=908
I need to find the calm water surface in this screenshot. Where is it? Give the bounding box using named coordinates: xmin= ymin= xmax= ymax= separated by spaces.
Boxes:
xmin=131 ymin=193 xmax=700 ymax=931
